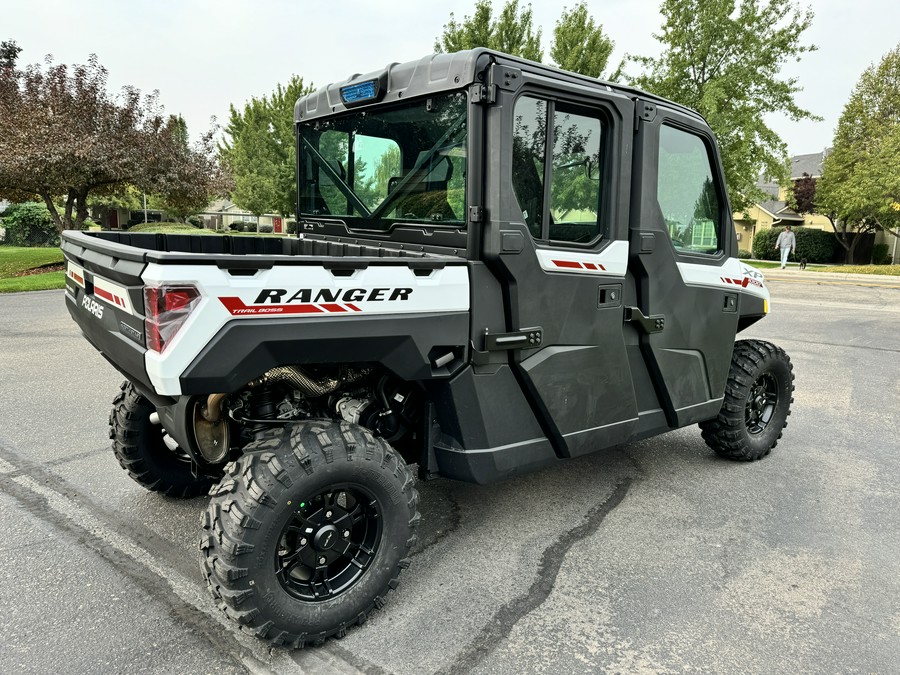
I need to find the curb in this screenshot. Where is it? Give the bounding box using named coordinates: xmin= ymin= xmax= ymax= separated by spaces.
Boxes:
xmin=760 ymin=269 xmax=900 ymax=288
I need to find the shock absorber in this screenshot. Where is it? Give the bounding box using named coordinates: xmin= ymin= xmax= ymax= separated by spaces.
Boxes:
xmin=245 ymin=384 xmax=280 ymax=435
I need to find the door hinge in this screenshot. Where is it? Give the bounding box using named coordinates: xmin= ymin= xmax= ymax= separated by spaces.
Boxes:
xmin=483 ymin=327 xmax=543 ymax=351
xmin=624 ymin=306 xmax=665 ymax=334
xmin=468 ymin=206 xmax=485 ymax=223
xmin=471 ymin=83 xmax=497 ymax=105
xmin=634 ymin=99 xmax=657 ymax=131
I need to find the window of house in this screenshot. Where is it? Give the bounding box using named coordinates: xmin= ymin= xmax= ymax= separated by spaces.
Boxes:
xmin=656 ymin=124 xmax=722 ymax=255
xmin=512 ymin=96 xmax=605 ymax=244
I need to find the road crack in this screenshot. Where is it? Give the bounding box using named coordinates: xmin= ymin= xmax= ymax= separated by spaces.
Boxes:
xmin=442 ymin=478 xmax=633 ymax=674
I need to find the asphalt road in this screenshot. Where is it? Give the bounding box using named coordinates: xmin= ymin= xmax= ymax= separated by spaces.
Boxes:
xmin=1 ymin=278 xmax=898 ymax=674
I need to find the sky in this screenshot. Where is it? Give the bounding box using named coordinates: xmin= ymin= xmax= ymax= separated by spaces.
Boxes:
xmin=3 ymin=0 xmax=899 ymax=156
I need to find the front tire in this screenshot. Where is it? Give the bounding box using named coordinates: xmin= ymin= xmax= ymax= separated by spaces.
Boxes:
xmin=200 ymin=420 xmax=419 ymax=647
xmin=700 ymin=340 xmax=795 ymax=461
xmin=109 ymin=380 xmax=216 ymax=498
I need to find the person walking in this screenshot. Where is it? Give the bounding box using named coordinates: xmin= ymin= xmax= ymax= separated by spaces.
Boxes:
xmin=774 ymin=225 xmax=796 ymax=269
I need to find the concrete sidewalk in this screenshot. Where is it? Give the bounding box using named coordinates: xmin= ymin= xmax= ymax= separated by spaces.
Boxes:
xmin=755 ymin=266 xmax=900 ymax=288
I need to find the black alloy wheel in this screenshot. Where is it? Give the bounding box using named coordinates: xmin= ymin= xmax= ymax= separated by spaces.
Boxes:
xmin=200 ymin=420 xmax=419 ymax=647
xmin=745 ymin=372 xmax=779 ymax=435
xmin=700 ymin=339 xmax=794 ymax=461
xmin=276 ymin=486 xmax=382 ymax=602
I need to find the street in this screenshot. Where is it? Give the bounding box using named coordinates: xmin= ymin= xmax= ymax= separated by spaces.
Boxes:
xmin=1 ymin=275 xmax=898 ymax=674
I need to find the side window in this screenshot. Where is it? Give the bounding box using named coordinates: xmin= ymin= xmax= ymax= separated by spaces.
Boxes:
xmin=353 ymin=134 xmax=401 ymax=212
xmin=550 ymin=106 xmax=603 ymax=243
xmin=657 ymin=124 xmax=721 ymax=255
xmin=512 ymin=96 xmax=547 ymax=238
xmin=512 ymin=96 xmax=605 ymax=244
xmin=318 ymin=131 xmax=402 ymax=215
xmin=318 ymin=130 xmax=350 ymax=215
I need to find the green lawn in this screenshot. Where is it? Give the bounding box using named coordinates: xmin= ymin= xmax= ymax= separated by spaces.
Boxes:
xmin=0 ymin=271 xmax=66 ymax=293
xmin=817 ymin=264 xmax=900 ymax=275
xmin=0 ymin=246 xmax=64 ymax=277
xmin=740 ymin=259 xmax=899 ymax=275
xmin=740 ymin=260 xmax=782 ymax=269
xmin=128 ymin=221 xmax=219 ymax=234
xmin=0 ymin=247 xmax=66 ymax=293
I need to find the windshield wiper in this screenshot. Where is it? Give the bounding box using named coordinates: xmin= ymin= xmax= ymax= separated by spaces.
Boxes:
xmin=368 ymin=111 xmax=466 ymax=221
xmin=298 ymin=135 xmax=372 ymax=217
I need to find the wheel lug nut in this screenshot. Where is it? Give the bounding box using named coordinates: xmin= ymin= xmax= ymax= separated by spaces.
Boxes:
xmin=300 ymin=537 xmax=307 ymax=546
xmin=342 ymin=529 xmax=350 ymax=538
xmin=325 ymin=510 xmax=333 ymax=518
xmin=318 ymin=556 xmax=326 ymax=565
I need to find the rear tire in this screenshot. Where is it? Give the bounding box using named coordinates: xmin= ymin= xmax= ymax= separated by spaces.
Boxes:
xmin=700 ymin=340 xmax=794 ymax=461
xmin=199 ymin=420 xmax=419 ymax=647
xmin=109 ymin=380 xmax=216 ymax=498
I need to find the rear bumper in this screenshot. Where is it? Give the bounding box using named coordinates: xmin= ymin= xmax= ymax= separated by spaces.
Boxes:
xmin=64 ymin=289 xmax=172 ymax=407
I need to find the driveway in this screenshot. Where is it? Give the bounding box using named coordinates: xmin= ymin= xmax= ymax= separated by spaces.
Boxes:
xmin=0 ymin=281 xmax=897 ymax=673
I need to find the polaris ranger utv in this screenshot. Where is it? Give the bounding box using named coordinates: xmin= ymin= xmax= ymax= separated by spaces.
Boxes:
xmin=61 ymin=49 xmax=793 ymax=647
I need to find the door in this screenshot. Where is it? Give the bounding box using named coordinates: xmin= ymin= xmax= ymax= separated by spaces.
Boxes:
xmin=629 ymin=102 xmax=740 ymax=428
xmin=480 ymin=71 xmax=639 ymax=458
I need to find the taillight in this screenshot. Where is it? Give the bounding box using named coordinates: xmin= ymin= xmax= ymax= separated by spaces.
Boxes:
xmin=144 ymin=285 xmax=200 ymax=353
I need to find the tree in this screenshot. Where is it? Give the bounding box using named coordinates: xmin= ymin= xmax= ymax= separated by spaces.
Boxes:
xmin=0 ymin=42 xmax=223 ymax=231
xmin=791 ymin=172 xmax=816 ymax=215
xmin=817 ymin=44 xmax=900 ymax=259
xmin=149 ymin=116 xmax=227 ymax=222
xmin=0 ymin=39 xmax=21 ymax=69
xmin=434 ymin=0 xmax=543 ymax=61
xmin=550 ymin=3 xmax=614 ymax=78
xmin=221 ymin=75 xmax=314 ymax=221
xmin=628 ymin=0 xmax=819 ymax=212
xmin=791 ymin=170 xmax=877 ymax=264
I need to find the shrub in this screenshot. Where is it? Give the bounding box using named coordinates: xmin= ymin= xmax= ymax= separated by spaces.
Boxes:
xmin=737 ymin=248 xmax=752 ymax=259
xmin=1 ymin=202 xmax=59 ymax=247
xmin=286 ymin=220 xmax=299 ymax=234
xmin=795 ymin=227 xmax=836 ymax=264
xmin=752 ymin=228 xmax=779 ymax=260
xmin=228 ymin=221 xmax=244 ymax=232
xmin=872 ymin=243 xmax=890 ymax=265
xmin=258 ymin=223 xmax=274 ymax=234
xmin=186 ymin=215 xmax=204 ymax=228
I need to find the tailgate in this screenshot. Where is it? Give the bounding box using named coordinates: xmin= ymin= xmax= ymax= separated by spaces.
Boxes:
xmin=61 ymin=233 xmax=153 ymax=394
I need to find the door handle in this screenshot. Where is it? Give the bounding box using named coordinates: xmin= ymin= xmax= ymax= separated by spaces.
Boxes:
xmin=483 ymin=326 xmax=543 ymax=350
xmin=624 ymin=306 xmax=665 ymax=333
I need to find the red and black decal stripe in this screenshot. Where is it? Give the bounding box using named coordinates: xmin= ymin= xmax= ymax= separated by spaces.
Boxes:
xmin=219 ymin=297 xmax=363 ymax=316
xmin=552 ymin=260 xmax=606 ymax=272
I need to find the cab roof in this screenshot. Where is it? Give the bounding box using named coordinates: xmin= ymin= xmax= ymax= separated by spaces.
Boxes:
xmin=294 ymin=48 xmax=704 ymax=125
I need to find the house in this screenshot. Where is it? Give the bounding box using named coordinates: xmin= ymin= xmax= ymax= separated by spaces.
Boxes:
xmin=734 ymin=150 xmax=893 ymax=260
xmin=733 ymin=150 xmax=833 ymax=246
xmin=200 ymin=200 xmax=289 ymax=233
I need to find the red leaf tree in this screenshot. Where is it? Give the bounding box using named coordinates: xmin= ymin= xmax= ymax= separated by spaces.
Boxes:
xmin=0 ymin=41 xmax=225 ymax=231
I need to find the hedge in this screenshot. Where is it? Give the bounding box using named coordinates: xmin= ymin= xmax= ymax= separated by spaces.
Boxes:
xmin=752 ymin=226 xmax=836 ymax=264
xmin=872 ymin=243 xmax=891 ymax=265
xmin=0 ymin=202 xmax=59 ymax=247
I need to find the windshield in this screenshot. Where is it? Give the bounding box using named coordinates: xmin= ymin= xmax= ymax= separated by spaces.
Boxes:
xmin=297 ymin=92 xmax=467 ymax=229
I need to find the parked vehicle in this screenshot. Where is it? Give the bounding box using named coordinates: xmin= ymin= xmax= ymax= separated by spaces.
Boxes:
xmin=62 ymin=48 xmax=793 ymax=647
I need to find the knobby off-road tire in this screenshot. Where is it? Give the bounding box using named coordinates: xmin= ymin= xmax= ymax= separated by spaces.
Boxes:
xmin=109 ymin=380 xmax=216 ymax=498
xmin=700 ymin=340 xmax=795 ymax=461
xmin=200 ymin=420 xmax=420 ymax=647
